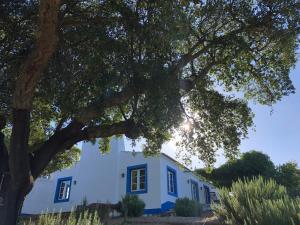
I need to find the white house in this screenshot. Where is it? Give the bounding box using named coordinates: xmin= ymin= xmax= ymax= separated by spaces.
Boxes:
xmin=22 ymin=137 xmax=217 ymax=215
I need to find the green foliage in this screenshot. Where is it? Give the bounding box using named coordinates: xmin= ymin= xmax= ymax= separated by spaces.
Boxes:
xmin=196 ymin=151 xmax=276 ymax=187
xmin=275 ymin=162 xmax=300 ymax=197
xmin=0 ymin=0 xmax=299 ymax=166
xmin=21 ymin=210 xmax=102 ymax=225
xmin=175 ymin=197 xmax=202 ymax=217
xmin=197 ymin=151 xmax=300 ymax=197
xmin=41 ymin=146 xmax=81 ymax=176
xmin=213 ymin=177 xmax=300 ymax=225
xmin=98 ymin=137 xmax=112 ymax=154
xmin=3 ymin=125 xmax=81 ymax=177
xmin=95 ymin=206 xmax=110 ymax=222
xmin=119 ymin=195 xmax=145 ymax=218
xmin=75 ymin=198 xmax=110 ymax=222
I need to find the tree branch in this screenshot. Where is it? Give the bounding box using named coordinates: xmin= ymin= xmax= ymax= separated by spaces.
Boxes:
xmin=8 ymin=0 xmax=61 ymax=192
xmin=83 ymin=120 xmax=137 ymax=140
xmin=12 ymin=0 xmax=61 ymax=109
xmin=54 ymin=116 xmax=67 ymax=134
xmin=76 ymin=87 xmax=136 ymax=123
xmin=30 ymin=119 xmax=137 ymax=178
xmin=30 ymin=120 xmax=84 ymax=178
xmin=74 ymin=15 xmax=272 ymax=124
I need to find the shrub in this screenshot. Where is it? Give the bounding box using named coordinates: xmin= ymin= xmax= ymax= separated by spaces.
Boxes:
xmin=175 ymin=197 xmax=202 ymax=217
xmin=95 ymin=204 xmax=110 ymax=221
xmin=75 ymin=198 xmax=110 ymax=221
xmin=213 ymin=176 xmax=300 ymax=225
xmin=22 ymin=210 xmax=102 ymax=225
xmin=119 ymin=194 xmax=145 ymax=217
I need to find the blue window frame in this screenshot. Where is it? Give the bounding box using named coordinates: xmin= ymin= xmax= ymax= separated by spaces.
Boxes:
xmin=54 ymin=177 xmax=72 ymax=203
xmin=204 ymin=185 xmax=211 ymax=204
xmin=167 ymin=166 xmax=177 ymax=197
xmin=126 ymin=164 xmax=147 ymax=194
xmin=191 ymin=180 xmax=199 ymax=202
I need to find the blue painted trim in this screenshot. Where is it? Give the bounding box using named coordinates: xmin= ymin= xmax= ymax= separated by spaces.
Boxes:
xmin=126 ymin=164 xmax=147 ymax=194
xmin=204 ymin=185 xmax=211 ymax=204
xmin=167 ymin=166 xmax=178 ymax=197
xmin=161 ymin=201 xmax=175 ymax=212
xmin=54 ymin=176 xmax=72 ymax=203
xmin=190 ymin=179 xmax=199 ymax=202
xmin=144 ymin=201 xmax=175 ymax=215
xmin=144 ymin=208 xmax=161 ymax=214
xmin=20 ymin=214 xmax=34 ymax=217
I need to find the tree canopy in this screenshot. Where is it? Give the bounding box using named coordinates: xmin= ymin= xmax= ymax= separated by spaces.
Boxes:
xmin=275 ymin=162 xmax=300 ymax=197
xmin=196 ymin=151 xmax=300 ymax=197
xmin=196 ymin=150 xmax=276 ymax=187
xmin=1 ymin=0 xmax=299 ymax=172
xmin=0 ymin=1 xmax=299 ymax=223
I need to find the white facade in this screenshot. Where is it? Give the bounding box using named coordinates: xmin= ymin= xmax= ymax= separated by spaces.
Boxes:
xmin=22 ymin=137 xmax=217 ymax=215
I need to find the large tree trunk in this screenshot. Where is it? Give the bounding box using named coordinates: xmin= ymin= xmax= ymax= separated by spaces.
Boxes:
xmin=0 ymin=145 xmax=27 ymax=225
xmin=0 ymin=175 xmax=25 ymax=225
xmin=0 ymin=124 xmax=32 ymax=225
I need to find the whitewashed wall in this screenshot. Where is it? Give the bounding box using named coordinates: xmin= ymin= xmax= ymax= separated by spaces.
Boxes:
xmin=22 ymin=137 xmax=124 ymax=214
xmin=160 ymin=155 xmax=186 ymax=205
xmin=119 ymin=152 xmax=162 ymax=210
xmin=160 ymin=154 xmax=211 ymax=207
xmin=22 ymin=136 xmax=216 ymax=215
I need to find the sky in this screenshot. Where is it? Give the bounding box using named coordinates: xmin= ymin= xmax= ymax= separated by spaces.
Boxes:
xmin=238 ymin=60 xmax=300 ymax=166
xmin=125 ymin=59 xmax=300 ymax=169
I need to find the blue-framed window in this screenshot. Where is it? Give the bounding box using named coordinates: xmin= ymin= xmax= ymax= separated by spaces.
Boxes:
xmin=54 ymin=177 xmax=72 ymax=203
xmin=127 ymin=164 xmax=147 ymax=194
xmin=167 ymin=166 xmax=177 ymax=197
xmin=191 ymin=180 xmax=199 ymax=202
xmin=204 ymin=185 xmax=211 ymax=204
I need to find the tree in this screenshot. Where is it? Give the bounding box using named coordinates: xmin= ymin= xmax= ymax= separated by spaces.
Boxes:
xmin=196 ymin=151 xmax=276 ymax=187
xmin=2 ymin=123 xmax=81 ymax=177
xmin=275 ymin=162 xmax=300 ymax=197
xmin=0 ymin=1 xmax=299 ymax=224
xmin=197 ymin=151 xmax=300 ymax=196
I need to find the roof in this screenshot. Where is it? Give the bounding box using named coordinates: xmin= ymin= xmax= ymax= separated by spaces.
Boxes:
xmin=160 ymin=152 xmax=192 ymax=172
xmin=122 ymin=150 xmax=212 ymax=185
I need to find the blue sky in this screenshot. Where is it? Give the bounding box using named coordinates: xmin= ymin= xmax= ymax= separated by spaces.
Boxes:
xmin=239 ymin=60 xmax=300 ymax=166
xmin=125 ymin=59 xmax=300 ymax=169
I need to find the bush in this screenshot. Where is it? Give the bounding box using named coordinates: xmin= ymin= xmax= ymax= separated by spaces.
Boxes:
xmin=75 ymin=198 xmax=110 ymax=221
xmin=119 ymin=194 xmax=145 ymax=217
xmin=213 ymin=176 xmax=300 ymax=225
xmin=175 ymin=197 xmax=202 ymax=217
xmin=22 ymin=210 xmax=102 ymax=225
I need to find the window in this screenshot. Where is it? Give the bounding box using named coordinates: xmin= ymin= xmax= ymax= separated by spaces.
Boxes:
xmin=191 ymin=180 xmax=199 ymax=201
xmin=204 ymin=185 xmax=211 ymax=204
xmin=131 ymin=167 xmax=145 ymax=191
xmin=54 ymin=177 xmax=72 ymax=203
xmin=127 ymin=164 xmax=147 ymax=194
xmin=210 ymin=192 xmax=218 ymax=203
xmin=167 ymin=166 xmax=177 ymax=197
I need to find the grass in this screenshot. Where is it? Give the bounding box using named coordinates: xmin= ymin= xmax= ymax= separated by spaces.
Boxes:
xmin=19 ymin=211 xmax=220 ymax=225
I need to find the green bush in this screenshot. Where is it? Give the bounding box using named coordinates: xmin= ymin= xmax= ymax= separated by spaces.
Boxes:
xmin=75 ymin=198 xmax=110 ymax=221
xmin=175 ymin=197 xmax=202 ymax=217
xmin=22 ymin=210 xmax=102 ymax=225
xmin=213 ymin=176 xmax=300 ymax=225
xmin=119 ymin=194 xmax=145 ymax=217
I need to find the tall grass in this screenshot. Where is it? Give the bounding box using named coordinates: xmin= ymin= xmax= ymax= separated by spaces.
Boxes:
xmin=213 ymin=176 xmax=300 ymax=225
xmin=21 ymin=210 xmax=102 ymax=225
